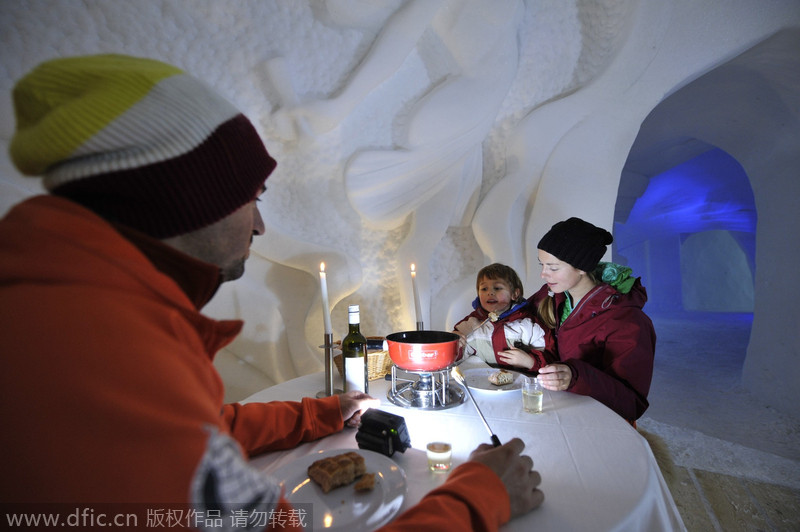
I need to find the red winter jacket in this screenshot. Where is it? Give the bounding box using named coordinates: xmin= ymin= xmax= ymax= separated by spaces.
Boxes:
xmin=530 ymin=280 xmax=655 ymax=421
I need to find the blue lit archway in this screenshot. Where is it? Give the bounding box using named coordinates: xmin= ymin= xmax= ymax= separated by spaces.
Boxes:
xmin=612 ymin=29 xmax=800 ymax=416
xmin=614 ymin=148 xmax=756 ymax=313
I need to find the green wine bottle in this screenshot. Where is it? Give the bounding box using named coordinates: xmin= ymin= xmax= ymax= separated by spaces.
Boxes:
xmin=342 ymin=304 xmax=368 ymax=394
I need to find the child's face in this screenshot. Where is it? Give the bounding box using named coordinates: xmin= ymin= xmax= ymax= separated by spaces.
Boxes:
xmin=478 ymin=277 xmax=518 ymax=315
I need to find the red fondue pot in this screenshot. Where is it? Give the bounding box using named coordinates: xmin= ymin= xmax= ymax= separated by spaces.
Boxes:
xmin=385 ymin=330 xmax=461 ymax=372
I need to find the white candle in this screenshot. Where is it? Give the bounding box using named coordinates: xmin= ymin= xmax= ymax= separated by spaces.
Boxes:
xmin=320 ymin=262 xmax=332 ymax=335
xmin=411 ymin=263 xmax=422 ymax=325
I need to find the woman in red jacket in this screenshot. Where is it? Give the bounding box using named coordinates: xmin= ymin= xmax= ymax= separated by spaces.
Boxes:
xmin=531 ymin=217 xmax=656 ymax=423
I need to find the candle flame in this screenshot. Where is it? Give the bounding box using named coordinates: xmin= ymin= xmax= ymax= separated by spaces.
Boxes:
xmin=411 ymin=263 xmax=416 ymax=273
xmin=320 ymin=262 xmax=325 ymax=273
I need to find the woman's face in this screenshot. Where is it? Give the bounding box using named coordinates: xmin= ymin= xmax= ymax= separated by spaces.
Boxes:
xmin=537 ymin=250 xmax=584 ymax=294
xmin=478 ymin=277 xmax=518 ymax=314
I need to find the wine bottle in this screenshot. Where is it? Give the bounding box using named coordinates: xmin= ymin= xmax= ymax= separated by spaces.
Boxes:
xmin=342 ymin=304 xmax=368 ymax=394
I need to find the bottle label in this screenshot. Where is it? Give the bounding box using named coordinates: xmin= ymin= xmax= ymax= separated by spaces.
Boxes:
xmin=344 ymin=356 xmax=367 ymax=393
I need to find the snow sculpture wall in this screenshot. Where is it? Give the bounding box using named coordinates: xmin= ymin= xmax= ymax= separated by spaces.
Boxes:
xmin=1 ymin=0 xmax=798 ymax=407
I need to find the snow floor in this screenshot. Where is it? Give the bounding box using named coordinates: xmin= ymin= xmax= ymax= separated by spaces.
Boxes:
xmin=640 ymin=312 xmax=800 ymax=489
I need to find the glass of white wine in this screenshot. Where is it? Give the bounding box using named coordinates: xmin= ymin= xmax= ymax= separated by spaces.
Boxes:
xmin=522 ymin=377 xmax=543 ymax=414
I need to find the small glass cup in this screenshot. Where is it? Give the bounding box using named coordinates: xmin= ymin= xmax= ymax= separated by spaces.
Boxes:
xmin=426 ymin=442 xmax=452 ymax=471
xmin=522 ymin=377 xmax=543 ymax=414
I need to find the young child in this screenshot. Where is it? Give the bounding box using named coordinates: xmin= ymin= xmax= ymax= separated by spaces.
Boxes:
xmin=454 ymin=263 xmax=554 ymax=371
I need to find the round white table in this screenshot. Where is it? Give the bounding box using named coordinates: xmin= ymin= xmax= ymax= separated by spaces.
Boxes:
xmin=243 ymin=370 xmax=685 ymax=531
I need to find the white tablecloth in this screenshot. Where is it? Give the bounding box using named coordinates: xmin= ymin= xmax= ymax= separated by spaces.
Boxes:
xmin=243 ymin=370 xmax=685 ymax=531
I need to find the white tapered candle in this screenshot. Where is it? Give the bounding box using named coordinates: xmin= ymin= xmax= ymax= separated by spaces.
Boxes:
xmin=411 ymin=263 xmax=422 ymax=325
xmin=320 ymin=262 xmax=332 ymax=335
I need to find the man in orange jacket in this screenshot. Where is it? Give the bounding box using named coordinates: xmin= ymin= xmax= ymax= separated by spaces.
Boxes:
xmin=0 ymin=54 xmax=543 ymax=530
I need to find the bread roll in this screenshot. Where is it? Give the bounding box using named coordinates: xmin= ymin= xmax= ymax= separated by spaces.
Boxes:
xmin=488 ymin=369 xmax=515 ymax=386
xmin=307 ymin=452 xmax=367 ymax=493
xmin=354 ymin=472 xmax=376 ymax=492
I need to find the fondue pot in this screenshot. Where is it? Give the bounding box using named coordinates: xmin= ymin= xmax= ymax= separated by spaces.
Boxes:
xmin=385 ymin=330 xmax=461 ymax=372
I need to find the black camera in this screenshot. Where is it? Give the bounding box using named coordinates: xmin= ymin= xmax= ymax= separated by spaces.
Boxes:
xmin=355 ymin=408 xmax=411 ymax=457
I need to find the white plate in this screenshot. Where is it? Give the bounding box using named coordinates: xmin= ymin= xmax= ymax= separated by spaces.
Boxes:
xmin=272 ymin=448 xmax=406 ymax=532
xmin=463 ymin=367 xmax=525 ymax=392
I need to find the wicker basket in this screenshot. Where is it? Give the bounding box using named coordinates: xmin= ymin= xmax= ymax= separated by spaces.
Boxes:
xmin=333 ymin=338 xmax=392 ymax=381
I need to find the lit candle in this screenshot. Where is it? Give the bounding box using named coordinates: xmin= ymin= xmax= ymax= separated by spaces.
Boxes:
xmin=411 ymin=263 xmax=422 ymax=326
xmin=320 ymin=262 xmax=332 ymax=335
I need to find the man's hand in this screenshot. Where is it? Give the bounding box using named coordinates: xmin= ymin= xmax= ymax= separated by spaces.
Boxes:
xmin=337 ymin=391 xmax=380 ymax=428
xmin=467 ymin=437 xmax=544 ymax=518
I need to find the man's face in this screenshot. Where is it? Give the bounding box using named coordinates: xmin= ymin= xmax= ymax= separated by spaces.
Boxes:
xmin=163 ymin=186 xmax=266 ymax=282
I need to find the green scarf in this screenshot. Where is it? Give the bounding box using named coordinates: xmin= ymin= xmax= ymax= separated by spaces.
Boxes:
xmin=595 ymin=262 xmax=636 ymax=294
xmin=560 ymin=292 xmax=574 ymax=324
xmin=560 ymin=262 xmax=637 ymax=323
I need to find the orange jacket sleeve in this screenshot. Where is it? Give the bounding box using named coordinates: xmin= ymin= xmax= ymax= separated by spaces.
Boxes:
xmin=378 ymin=462 xmax=511 ymax=532
xmin=222 ymin=395 xmax=344 ymax=457
xmin=266 ymin=462 xmax=510 ymax=532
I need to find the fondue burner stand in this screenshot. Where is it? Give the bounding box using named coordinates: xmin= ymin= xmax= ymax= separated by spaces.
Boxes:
xmin=387 ymin=364 xmax=466 ymax=410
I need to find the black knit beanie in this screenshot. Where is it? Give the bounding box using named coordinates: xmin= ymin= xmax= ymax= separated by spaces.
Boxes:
xmin=537 ymin=217 xmax=614 ymax=272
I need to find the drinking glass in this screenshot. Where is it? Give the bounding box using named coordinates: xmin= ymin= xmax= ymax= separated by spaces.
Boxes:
xmin=522 ymin=377 xmax=543 ymax=413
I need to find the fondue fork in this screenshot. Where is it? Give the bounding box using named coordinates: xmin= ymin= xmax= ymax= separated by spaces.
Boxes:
xmin=462 ymin=313 xmax=495 ymax=342
xmin=451 ymin=367 xmax=501 ymax=447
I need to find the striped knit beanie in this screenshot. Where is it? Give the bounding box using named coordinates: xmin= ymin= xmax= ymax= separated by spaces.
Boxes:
xmin=9 ymin=54 xmax=276 ymax=238
xmin=537 ymin=217 xmax=613 ymax=272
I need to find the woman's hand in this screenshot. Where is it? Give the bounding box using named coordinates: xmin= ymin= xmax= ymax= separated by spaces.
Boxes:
xmin=496 ymin=348 xmax=535 ymax=370
xmin=536 ymin=364 xmax=573 ymax=391
xmin=338 ymin=391 xmax=380 ymax=428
